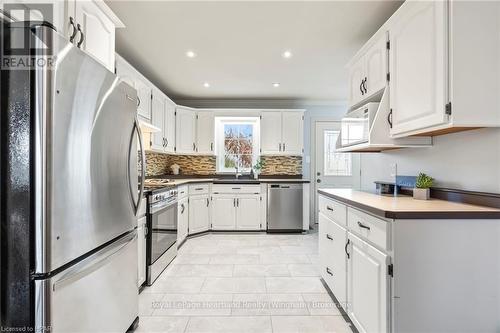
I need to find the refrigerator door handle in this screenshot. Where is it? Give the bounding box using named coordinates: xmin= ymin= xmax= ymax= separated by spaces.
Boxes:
xmin=52 ymin=232 xmax=137 ymax=292
xmin=129 ymin=116 xmax=145 ymax=216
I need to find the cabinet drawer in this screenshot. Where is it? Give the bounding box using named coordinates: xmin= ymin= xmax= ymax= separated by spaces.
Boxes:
xmin=348 ymin=207 xmax=388 ymax=250
xmin=177 ymin=185 xmax=188 ymax=199
xmin=189 ymin=183 xmax=210 ymax=195
xmin=211 ymin=184 xmax=261 ymax=194
xmin=318 ymin=195 xmax=347 ymax=226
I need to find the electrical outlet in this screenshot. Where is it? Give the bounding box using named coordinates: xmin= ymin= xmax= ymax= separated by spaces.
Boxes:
xmin=390 ymin=163 xmax=397 ymax=178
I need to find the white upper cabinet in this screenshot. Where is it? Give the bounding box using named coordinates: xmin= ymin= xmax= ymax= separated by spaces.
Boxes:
xmin=347 ymin=234 xmax=389 ymax=333
xmin=281 ymin=112 xmax=304 ymax=155
xmin=261 ymin=110 xmax=304 ymax=155
xmin=164 ymin=99 xmax=176 ymax=153
xmin=176 ymin=107 xmax=197 ymax=154
xmin=348 ymin=32 xmax=388 ymax=108
xmin=389 ymin=0 xmax=447 ymax=136
xmin=150 ymin=87 xmax=166 ymax=151
xmin=196 ymin=112 xmax=215 ymax=155
xmin=115 ymin=54 xmax=152 ymax=121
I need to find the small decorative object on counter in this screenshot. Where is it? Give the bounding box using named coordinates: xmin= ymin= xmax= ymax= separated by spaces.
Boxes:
xmin=413 ymin=172 xmax=434 ymax=200
xmin=170 ymin=164 xmax=180 ymax=175
xmin=252 ymin=159 xmax=264 ymax=179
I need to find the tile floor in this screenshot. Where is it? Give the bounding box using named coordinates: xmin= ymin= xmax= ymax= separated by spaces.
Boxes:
xmin=137 ymin=232 xmax=354 ymax=333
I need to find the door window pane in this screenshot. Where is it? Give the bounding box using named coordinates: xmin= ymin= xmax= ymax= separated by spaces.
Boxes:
xmin=324 ymin=130 xmax=351 ymax=176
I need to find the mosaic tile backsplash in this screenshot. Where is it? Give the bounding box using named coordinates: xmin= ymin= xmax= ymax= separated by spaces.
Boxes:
xmin=145 ymin=152 xmax=302 ymax=176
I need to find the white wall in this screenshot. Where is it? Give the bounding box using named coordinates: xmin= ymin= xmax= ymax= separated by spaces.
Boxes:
xmin=359 ymin=128 xmax=500 ymax=194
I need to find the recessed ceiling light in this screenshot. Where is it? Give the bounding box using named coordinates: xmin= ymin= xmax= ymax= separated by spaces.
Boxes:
xmin=186 ymin=50 xmax=196 ymax=58
xmin=203 ymin=82 xmax=210 ymax=88
xmin=272 ymin=82 xmax=280 ymax=88
xmin=282 ymin=50 xmax=292 ymax=59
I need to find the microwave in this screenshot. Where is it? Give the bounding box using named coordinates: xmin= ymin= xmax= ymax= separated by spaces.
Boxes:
xmin=340 ymin=102 xmax=379 ymax=147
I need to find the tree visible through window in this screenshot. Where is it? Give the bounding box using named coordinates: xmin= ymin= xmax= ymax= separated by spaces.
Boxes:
xmin=324 ymin=130 xmax=351 ymax=176
xmin=216 ymin=118 xmax=259 ymax=173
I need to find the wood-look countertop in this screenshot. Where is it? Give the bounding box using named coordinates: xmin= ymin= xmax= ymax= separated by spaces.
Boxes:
xmin=318 ymin=188 xmax=500 ymax=219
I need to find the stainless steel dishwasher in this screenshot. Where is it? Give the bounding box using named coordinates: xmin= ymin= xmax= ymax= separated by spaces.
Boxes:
xmin=267 ymin=183 xmax=303 ymax=232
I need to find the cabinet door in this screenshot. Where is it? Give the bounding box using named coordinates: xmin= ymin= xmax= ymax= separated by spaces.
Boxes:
xmin=211 ymin=195 xmax=236 ymax=230
xmin=347 ymin=234 xmax=389 ymax=333
xmin=176 ymin=108 xmax=197 ymax=154
xmin=319 ymin=214 xmax=348 ymax=310
xmin=150 ymin=89 xmax=165 ymax=151
xmin=389 ymin=0 xmax=448 ymax=136
xmin=348 ymin=58 xmax=365 ymax=107
xmin=75 ymin=0 xmax=115 ymax=71
xmin=137 ymin=216 xmax=146 ymax=287
xmin=188 ymin=195 xmax=210 ymax=234
xmin=135 ymin=77 xmax=152 ymax=120
xmin=196 ymin=112 xmax=215 ymax=155
xmin=281 ymin=112 xmax=303 ymax=155
xmin=236 ymin=195 xmax=261 ymax=230
xmin=164 ymin=99 xmax=176 ymax=153
xmin=260 ymin=111 xmax=282 ymax=154
xmin=364 ymin=32 xmax=388 ymax=97
xmin=177 ymin=197 xmax=189 ymax=245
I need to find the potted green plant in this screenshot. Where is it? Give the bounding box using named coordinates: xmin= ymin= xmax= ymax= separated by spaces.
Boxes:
xmin=252 ymin=159 xmax=264 ymax=179
xmin=413 ymin=173 xmax=434 ymax=200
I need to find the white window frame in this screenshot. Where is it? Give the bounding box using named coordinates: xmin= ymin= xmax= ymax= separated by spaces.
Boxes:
xmin=215 ymin=117 xmax=260 ymax=173
xmin=324 ymin=130 xmax=352 ymax=176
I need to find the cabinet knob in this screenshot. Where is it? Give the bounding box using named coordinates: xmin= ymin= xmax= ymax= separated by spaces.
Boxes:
xmin=326 ymin=234 xmax=333 ymax=240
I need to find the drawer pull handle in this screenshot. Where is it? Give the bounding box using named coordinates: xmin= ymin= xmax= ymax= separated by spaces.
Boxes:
xmin=326 ymin=234 xmax=333 ymax=240
xmin=326 ymin=206 xmax=334 ymax=211
xmin=357 ymin=221 xmax=371 ymax=230
xmin=195 ymin=188 xmax=203 ymax=191
xmin=232 ymin=187 xmax=241 ymax=190
xmin=345 ymin=239 xmax=350 ymax=259
xmin=326 ymin=267 xmax=333 ymax=276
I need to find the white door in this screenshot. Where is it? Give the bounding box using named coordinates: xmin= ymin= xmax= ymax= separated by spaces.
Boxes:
xmin=150 ymin=89 xmax=165 ymax=151
xmin=211 ymin=195 xmax=236 ymax=230
xmin=135 ymin=77 xmax=152 ymax=121
xmin=176 ymin=107 xmax=197 ymax=154
xmin=75 ymin=0 xmax=115 ymax=71
xmin=260 ymin=111 xmax=282 ymax=154
xmin=177 ymin=197 xmax=189 ymax=245
xmin=347 ymin=233 xmax=389 ymax=333
xmin=164 ymin=99 xmax=176 ymax=153
xmin=364 ymin=32 xmax=388 ymax=97
xmin=389 ymin=0 xmax=448 ymax=136
xmin=188 ymin=195 xmax=210 ymax=234
xmin=348 ymin=58 xmax=365 ymax=107
xmin=281 ymin=112 xmax=304 ymax=155
xmin=196 ymin=112 xmax=215 ymax=154
xmin=137 ymin=216 xmax=146 ymax=287
xmin=314 ymin=122 xmax=360 ymax=223
xmin=236 ymin=195 xmax=261 ymax=230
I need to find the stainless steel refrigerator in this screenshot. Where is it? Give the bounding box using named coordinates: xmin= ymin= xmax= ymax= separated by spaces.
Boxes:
xmin=1 ymin=22 xmax=145 ymax=332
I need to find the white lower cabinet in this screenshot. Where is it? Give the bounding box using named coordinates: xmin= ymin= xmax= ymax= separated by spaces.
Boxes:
xmin=137 ymin=215 xmax=146 ymax=288
xmin=347 ymin=233 xmax=389 ymax=333
xmin=236 ymin=195 xmax=261 ymax=230
xmin=211 ymin=195 xmax=237 ymax=230
xmin=177 ymin=197 xmax=189 ymax=245
xmin=188 ymin=195 xmax=210 ymax=234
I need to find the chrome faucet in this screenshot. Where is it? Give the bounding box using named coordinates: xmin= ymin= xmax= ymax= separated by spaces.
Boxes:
xmin=235 ymin=166 xmax=242 ymax=179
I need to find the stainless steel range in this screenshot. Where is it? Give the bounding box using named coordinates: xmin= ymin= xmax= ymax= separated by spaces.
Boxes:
xmin=146 ymin=187 xmax=178 ymax=285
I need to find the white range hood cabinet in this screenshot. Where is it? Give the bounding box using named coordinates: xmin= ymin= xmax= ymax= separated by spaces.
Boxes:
xmin=336 ymin=89 xmax=432 ymax=152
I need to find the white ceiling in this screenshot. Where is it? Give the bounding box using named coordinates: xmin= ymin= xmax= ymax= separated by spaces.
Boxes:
xmin=106 ymin=1 xmax=402 ymax=102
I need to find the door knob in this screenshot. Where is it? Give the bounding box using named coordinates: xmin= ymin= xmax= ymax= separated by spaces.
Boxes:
xmin=316 ymin=179 xmax=321 ymax=183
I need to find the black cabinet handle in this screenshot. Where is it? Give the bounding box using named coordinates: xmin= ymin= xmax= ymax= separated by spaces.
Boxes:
xmin=195 ymin=188 xmax=203 ymax=191
xmin=76 ymin=24 xmax=84 ymax=48
xmin=363 ymin=77 xmax=368 ymax=93
xmin=231 ymin=187 xmax=241 ymax=190
xmin=357 ymin=221 xmax=371 ymax=230
xmin=326 ymin=206 xmax=333 ymax=211
xmin=345 ymin=239 xmax=350 ymax=259
xmin=279 ymin=143 xmax=282 ymax=151
xmin=326 ymin=234 xmax=333 ymax=240
xmin=360 ymin=80 xmax=364 ymax=95
xmin=181 ymin=203 xmax=185 ymax=214
xmin=233 ymin=198 xmax=236 ymax=207
xmin=69 ymin=17 xmax=77 ymax=43
xmin=237 ymin=198 xmax=239 ymax=207
xmin=193 ymin=143 xmax=196 ymax=151
xmin=210 ymin=142 xmax=213 ymax=151
xmin=206 ymin=198 xmax=209 ymax=207
xmin=387 ymin=109 xmax=393 ymax=128
xmin=283 ymin=143 xmax=286 ymax=151
xmin=326 ymin=267 xmax=333 ymax=276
